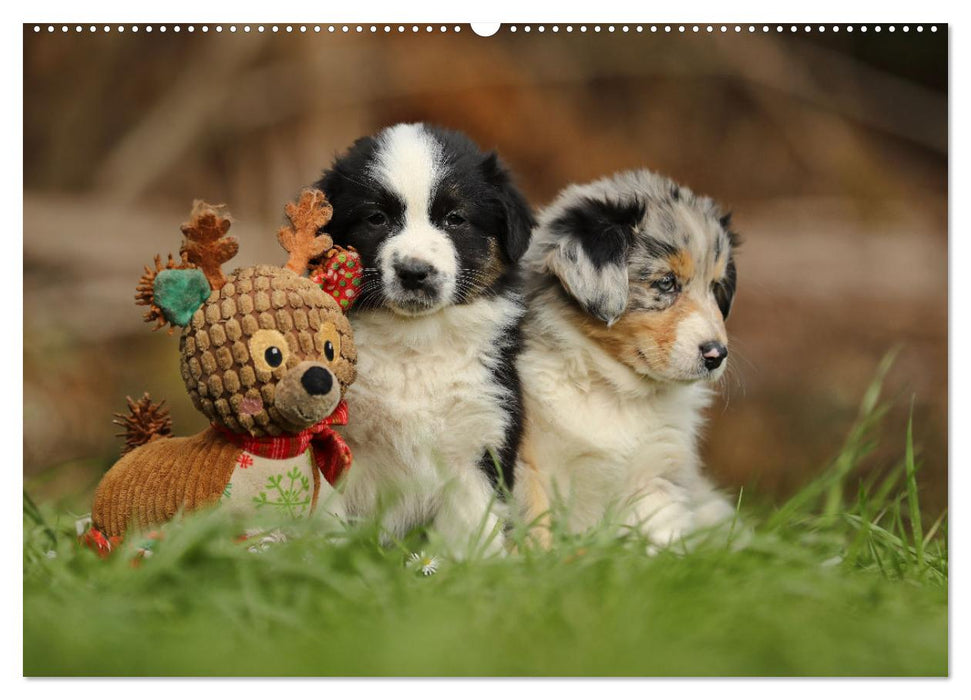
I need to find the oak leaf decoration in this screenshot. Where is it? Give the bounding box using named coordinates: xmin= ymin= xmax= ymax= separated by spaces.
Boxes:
xmin=180 ymin=201 xmax=238 ymax=290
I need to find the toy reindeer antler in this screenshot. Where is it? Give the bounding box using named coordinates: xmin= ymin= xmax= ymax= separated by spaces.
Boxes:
xmin=278 ymin=189 xmax=334 ymax=273
xmin=180 ymin=201 xmax=238 ymax=290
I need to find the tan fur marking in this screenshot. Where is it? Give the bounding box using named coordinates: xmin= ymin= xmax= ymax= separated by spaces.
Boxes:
xmin=667 ymin=250 xmax=695 ymax=281
xmin=516 ymin=432 xmax=553 ymax=550
xmin=573 ymin=295 xmax=700 ymax=373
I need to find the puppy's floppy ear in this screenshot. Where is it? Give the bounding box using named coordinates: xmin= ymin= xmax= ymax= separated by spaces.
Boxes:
xmin=480 ymin=152 xmax=536 ymax=263
xmin=543 ymin=197 xmax=644 ymax=326
xmin=714 ymin=257 xmax=737 ymax=319
xmin=714 ymin=212 xmax=739 ymax=319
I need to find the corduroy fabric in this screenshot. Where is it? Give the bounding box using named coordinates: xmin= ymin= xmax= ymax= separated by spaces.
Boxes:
xmin=92 ymin=427 xmax=241 ymax=537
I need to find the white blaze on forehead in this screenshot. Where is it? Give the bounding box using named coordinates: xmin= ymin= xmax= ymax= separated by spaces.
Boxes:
xmin=370 ymin=123 xmax=459 ymax=310
xmin=369 ymin=123 xmax=442 ymax=222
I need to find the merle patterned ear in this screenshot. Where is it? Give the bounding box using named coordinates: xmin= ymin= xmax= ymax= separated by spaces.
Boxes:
xmin=480 ymin=152 xmax=536 ymax=263
xmin=543 ymin=197 xmax=645 ymax=326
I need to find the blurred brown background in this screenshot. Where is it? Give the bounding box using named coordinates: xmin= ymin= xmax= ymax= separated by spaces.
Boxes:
xmin=23 ymin=25 xmax=948 ymax=516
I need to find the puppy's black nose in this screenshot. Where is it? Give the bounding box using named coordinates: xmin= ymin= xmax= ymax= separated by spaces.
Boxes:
xmin=395 ymin=259 xmax=435 ymax=291
xmin=700 ymin=341 xmax=728 ymax=370
xmin=301 ymin=366 xmax=333 ymax=396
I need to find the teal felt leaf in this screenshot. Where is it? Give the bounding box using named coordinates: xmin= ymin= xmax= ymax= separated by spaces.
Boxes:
xmin=153 ymin=268 xmax=212 ymax=327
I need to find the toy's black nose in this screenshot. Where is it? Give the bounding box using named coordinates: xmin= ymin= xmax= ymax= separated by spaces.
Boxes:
xmin=700 ymin=341 xmax=728 ymax=370
xmin=301 ymin=366 xmax=333 ymax=396
xmin=394 ymin=258 xmax=435 ymax=291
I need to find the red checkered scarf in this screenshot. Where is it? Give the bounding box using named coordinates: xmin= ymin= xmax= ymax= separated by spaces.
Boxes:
xmin=213 ymin=400 xmax=352 ymax=486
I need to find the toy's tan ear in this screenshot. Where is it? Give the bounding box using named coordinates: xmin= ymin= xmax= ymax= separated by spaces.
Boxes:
xmin=180 ymin=201 xmax=238 ymax=291
xmin=278 ymin=189 xmax=334 ymax=273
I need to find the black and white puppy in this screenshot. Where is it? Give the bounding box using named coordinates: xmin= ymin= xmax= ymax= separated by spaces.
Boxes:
xmin=514 ymin=169 xmax=739 ymax=552
xmin=315 ymin=123 xmax=535 ymax=556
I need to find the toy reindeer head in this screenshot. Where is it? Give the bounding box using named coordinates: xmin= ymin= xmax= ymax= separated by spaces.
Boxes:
xmin=136 ymin=190 xmax=358 ymax=437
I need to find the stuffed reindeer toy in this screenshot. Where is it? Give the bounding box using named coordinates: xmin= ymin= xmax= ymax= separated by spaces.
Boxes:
xmin=85 ymin=190 xmax=361 ymax=551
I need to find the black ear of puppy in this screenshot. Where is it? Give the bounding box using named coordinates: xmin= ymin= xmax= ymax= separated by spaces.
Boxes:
xmin=545 ymin=197 xmax=645 ymax=325
xmin=714 ymin=208 xmax=739 ymax=319
xmin=480 ymin=152 xmax=536 ymax=263
xmin=714 ymin=257 xmax=737 ymax=320
xmin=550 ymin=197 xmax=645 ymax=268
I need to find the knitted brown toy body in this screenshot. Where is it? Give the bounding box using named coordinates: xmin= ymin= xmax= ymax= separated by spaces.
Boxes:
xmin=90 ymin=190 xmax=360 ymax=542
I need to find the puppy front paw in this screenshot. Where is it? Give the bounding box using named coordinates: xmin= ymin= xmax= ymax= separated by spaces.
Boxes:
xmin=639 ymin=502 xmax=697 ymax=555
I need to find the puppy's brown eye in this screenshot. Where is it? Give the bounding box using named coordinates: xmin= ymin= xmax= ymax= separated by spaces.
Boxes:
xmin=654 ymin=274 xmax=678 ymax=293
xmin=264 ymin=347 xmax=284 ymax=368
xmin=367 ymin=212 xmax=388 ymax=226
xmin=324 ymin=340 xmax=335 ymax=362
xmin=445 ymin=212 xmax=466 ymax=227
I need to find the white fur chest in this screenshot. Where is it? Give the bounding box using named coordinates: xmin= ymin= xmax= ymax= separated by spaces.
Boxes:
xmin=520 ymin=308 xmax=713 ymax=532
xmin=337 ymin=298 xmax=520 ymax=532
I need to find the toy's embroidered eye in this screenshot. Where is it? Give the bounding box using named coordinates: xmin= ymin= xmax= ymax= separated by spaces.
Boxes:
xmin=367 ymin=212 xmax=388 ymax=227
xmin=445 ymin=211 xmax=466 ymax=228
xmin=318 ymin=322 xmax=342 ymax=364
xmin=249 ymin=329 xmax=290 ymax=374
xmin=265 ymin=346 xmax=284 ymax=368
xmin=653 ymin=273 xmax=678 ymax=294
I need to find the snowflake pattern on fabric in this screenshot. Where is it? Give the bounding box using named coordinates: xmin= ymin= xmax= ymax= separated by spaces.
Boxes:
xmin=221 ymin=450 xmax=316 ymax=520
xmin=252 ymin=466 xmax=313 ymax=519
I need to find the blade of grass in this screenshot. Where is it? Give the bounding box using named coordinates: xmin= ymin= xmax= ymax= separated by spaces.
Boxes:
xmin=768 ymin=351 xmax=896 ymax=530
xmin=904 ymin=397 xmax=925 ymax=569
xmin=23 ymin=489 xmax=57 ymax=549
xmin=726 ymin=486 xmax=744 ymax=547
xmin=923 ymin=509 xmax=947 ymax=549
xmin=868 ymin=461 xmax=905 ymax=513
xmin=822 ymin=350 xmax=897 ymax=517
xmin=844 ymin=486 xmax=873 ymax=567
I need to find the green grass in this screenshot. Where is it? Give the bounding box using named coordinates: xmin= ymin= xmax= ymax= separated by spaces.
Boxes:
xmin=23 ymin=359 xmax=947 ymax=677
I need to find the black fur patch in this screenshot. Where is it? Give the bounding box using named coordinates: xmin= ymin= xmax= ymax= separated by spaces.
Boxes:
xmin=477 ymin=316 xmax=524 ymax=495
xmin=713 ymin=210 xmax=739 ymax=318
xmin=478 ymin=152 xmax=535 ymax=263
xmin=548 ymin=196 xmax=646 ymax=269
xmin=714 ymin=257 xmax=737 ymax=319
